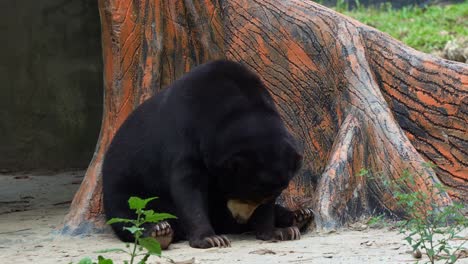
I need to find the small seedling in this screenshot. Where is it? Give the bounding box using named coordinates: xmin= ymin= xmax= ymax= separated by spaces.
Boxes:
xmin=360 ymin=163 xmax=467 ymax=263
xmin=76 ymin=196 xmax=176 ymax=264
xmin=393 ymin=165 xmax=467 ymax=264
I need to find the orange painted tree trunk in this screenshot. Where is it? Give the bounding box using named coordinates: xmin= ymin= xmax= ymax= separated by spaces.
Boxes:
xmin=62 ymin=0 xmax=467 ymax=234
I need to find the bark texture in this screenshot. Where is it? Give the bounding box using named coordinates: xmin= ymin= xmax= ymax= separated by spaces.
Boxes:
xmin=62 ymin=0 xmax=467 ymax=234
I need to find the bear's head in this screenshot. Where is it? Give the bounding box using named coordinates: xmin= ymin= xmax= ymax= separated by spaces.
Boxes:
xmin=214 ymin=137 xmax=303 ymax=202
xmin=213 ymin=137 xmax=302 ymax=223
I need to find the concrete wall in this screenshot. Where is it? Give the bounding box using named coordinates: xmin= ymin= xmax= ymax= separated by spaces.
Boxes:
xmin=0 ymin=0 xmax=103 ymax=171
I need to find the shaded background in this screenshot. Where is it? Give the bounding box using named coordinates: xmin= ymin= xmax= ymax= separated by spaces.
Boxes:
xmin=0 ymin=0 xmax=463 ymax=172
xmin=0 ymin=0 xmax=103 ymax=172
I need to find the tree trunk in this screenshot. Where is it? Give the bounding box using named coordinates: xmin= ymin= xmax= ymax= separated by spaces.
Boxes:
xmin=62 ymin=0 xmax=467 ymax=234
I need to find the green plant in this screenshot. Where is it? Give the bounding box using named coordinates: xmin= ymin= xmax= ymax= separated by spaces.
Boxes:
xmin=335 ymin=0 xmax=348 ymax=12
xmin=77 ymin=256 xmax=113 ymax=264
xmin=360 ymin=164 xmax=467 ymax=263
xmin=366 ymin=213 xmax=386 ymax=228
xmin=76 ymin=196 xmax=176 ymax=264
xmin=341 ymin=2 xmax=468 ymax=53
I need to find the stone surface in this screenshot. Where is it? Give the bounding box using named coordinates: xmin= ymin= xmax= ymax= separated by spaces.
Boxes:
xmin=443 ymin=37 xmax=468 ymax=63
xmin=0 ymin=0 xmax=103 ymax=171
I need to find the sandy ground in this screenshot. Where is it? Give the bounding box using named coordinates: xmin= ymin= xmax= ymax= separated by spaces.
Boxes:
xmin=0 ymin=171 xmax=466 ymax=264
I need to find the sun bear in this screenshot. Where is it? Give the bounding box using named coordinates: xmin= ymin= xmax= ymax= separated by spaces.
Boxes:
xmin=102 ymin=60 xmax=313 ymax=249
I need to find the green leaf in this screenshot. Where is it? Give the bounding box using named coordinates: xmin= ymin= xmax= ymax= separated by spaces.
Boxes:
xmin=97 ymin=256 xmax=114 ymax=264
xmin=404 ymin=236 xmax=413 ymax=245
xmin=144 ymin=211 xmax=177 ymax=223
xmin=137 ymin=254 xmax=150 ymax=264
xmin=128 ymin=197 xmax=158 ymax=210
xmin=78 ymin=257 xmax=94 ymax=264
xmin=143 ymin=210 xmax=156 ymax=219
xmin=123 ymin=226 xmax=144 ymax=234
xmin=94 ymin=248 xmax=127 ymax=254
xmin=139 ymin=237 xmax=162 ymax=256
xmin=106 ymin=218 xmax=133 ymax=225
xmin=427 ymin=248 xmax=435 ymax=257
xmin=412 ymin=241 xmax=422 ymax=251
xmin=426 ymin=233 xmax=433 ymax=242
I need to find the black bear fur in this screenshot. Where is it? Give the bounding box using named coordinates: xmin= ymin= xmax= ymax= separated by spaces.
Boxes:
xmin=102 ymin=60 xmax=309 ymax=249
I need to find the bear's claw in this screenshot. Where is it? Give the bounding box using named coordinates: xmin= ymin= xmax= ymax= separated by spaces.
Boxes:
xmin=293 ymin=208 xmax=314 ymax=231
xmin=274 ymin=226 xmax=301 ymax=241
xmin=146 ymin=221 xmax=173 ymax=249
xmin=190 ymin=235 xmax=231 ymax=248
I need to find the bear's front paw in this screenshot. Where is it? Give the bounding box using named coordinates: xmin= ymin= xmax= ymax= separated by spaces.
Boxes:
xmin=256 ymin=226 xmax=301 ymax=241
xmin=189 ymin=235 xmax=231 ymax=249
xmin=293 ymin=208 xmax=314 ymax=231
xmin=145 ymin=221 xmax=173 ymax=249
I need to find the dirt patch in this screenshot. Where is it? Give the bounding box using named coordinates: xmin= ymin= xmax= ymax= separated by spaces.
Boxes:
xmin=0 ymin=172 xmax=465 ymax=263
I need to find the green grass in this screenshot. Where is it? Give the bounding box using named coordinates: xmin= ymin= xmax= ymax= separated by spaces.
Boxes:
xmin=335 ymin=2 xmax=468 ymax=53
